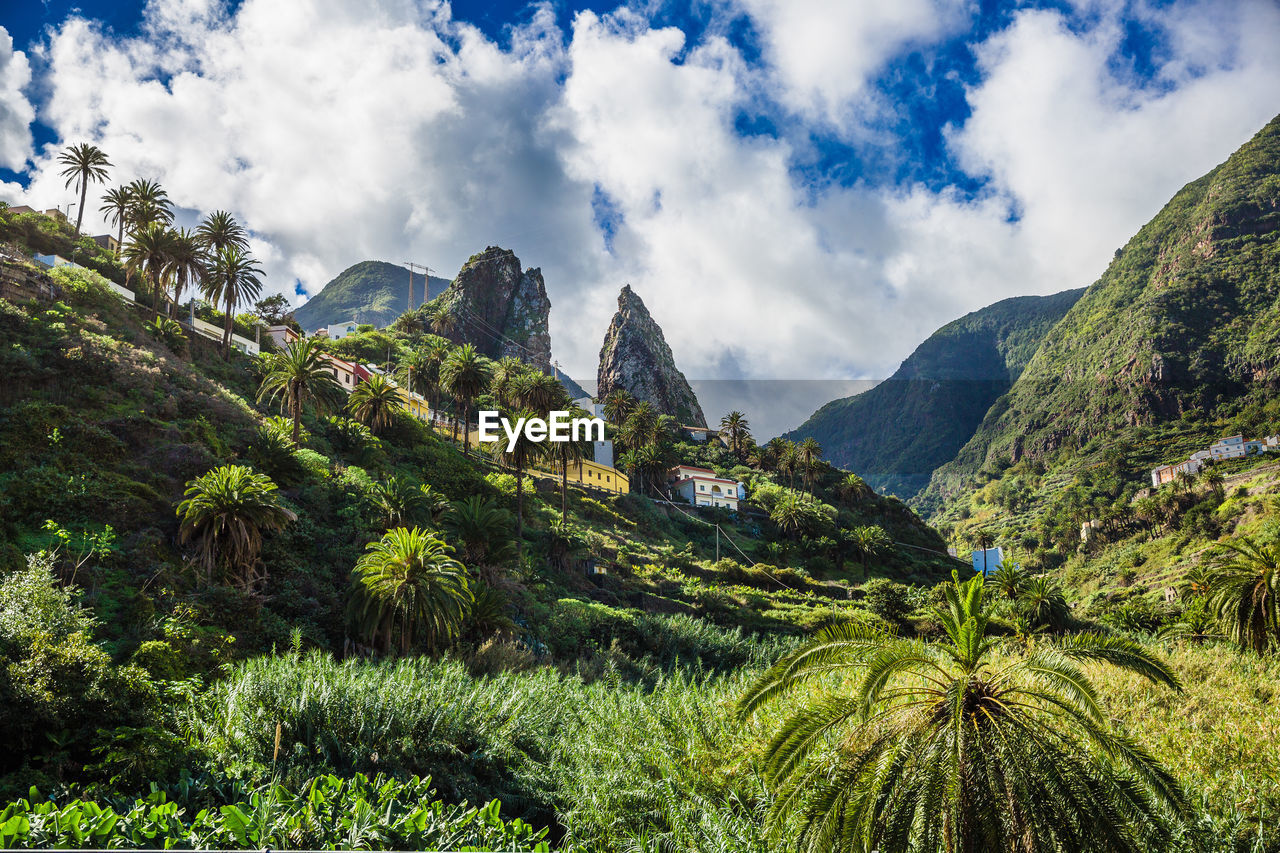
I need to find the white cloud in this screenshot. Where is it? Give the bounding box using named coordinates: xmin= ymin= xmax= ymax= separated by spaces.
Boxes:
xmin=735 ymin=0 xmax=972 ymax=126
xmin=0 ymin=26 xmax=34 ymax=171
xmin=4 ymin=0 xmax=1279 ymax=432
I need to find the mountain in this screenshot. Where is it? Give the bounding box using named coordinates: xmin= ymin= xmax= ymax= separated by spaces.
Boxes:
xmin=597 ymin=285 xmax=706 ymax=426
xmin=294 ymin=261 xmax=450 ymax=332
xmin=428 ymin=246 xmax=554 ymax=373
xmin=921 ymin=112 xmax=1280 ymax=510
xmin=785 ymin=288 xmax=1085 ymax=498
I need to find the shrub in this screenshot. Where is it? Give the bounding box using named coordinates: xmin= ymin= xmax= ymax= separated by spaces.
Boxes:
xmin=861 ymin=578 xmax=914 ymax=626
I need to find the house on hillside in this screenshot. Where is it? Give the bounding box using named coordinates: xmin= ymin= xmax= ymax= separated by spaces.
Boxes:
xmin=669 ymin=464 xmax=740 ymax=509
xmin=91 ymin=234 xmax=119 ymax=254
xmin=6 ymin=205 xmax=35 ymax=215
xmin=682 ymin=425 xmax=710 ymax=442
xmin=327 ymin=320 xmax=360 ymax=340
xmin=322 ymin=353 xmax=360 ymax=390
xmin=266 ymin=325 xmax=300 ymax=348
xmin=1150 ymin=458 xmax=1204 ymax=488
xmin=572 ymin=396 xmax=604 ymax=419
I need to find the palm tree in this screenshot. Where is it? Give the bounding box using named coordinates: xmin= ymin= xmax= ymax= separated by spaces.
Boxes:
xmin=257 ymin=338 xmax=346 ymax=442
xmin=125 ymin=178 xmax=173 ymax=232
xmin=197 ymin=210 xmax=249 ymax=253
xmin=489 ymin=356 xmax=526 ymax=408
xmin=123 ymin=223 xmax=175 ymax=318
xmin=352 ymin=527 xmax=472 ymax=654
xmin=797 ymin=437 xmax=823 ymax=494
xmin=988 ymin=561 xmax=1029 ymax=602
xmin=176 ymin=465 xmax=296 ymax=589
xmin=770 ymin=492 xmax=812 ymax=540
xmin=421 ymin=336 xmax=452 ymax=412
xmin=442 ymin=496 xmax=516 ymax=580
xmin=1207 ymin=536 xmax=1280 ymax=654
xmin=719 ymin=411 xmax=751 ymax=459
xmin=57 ymin=143 xmax=112 ymax=235
xmin=837 ymin=473 xmax=869 ymax=503
xmin=1018 ymin=574 xmax=1071 ymax=631
xmin=1202 ymin=468 xmax=1225 ymax=497
xmin=847 ymin=524 xmax=891 ymax=580
xmin=439 ymin=343 xmax=491 ymax=453
xmin=553 ymin=404 xmax=593 ymax=523
xmin=428 ymin=302 xmax=458 ymax=336
xmin=99 ymin=185 xmax=132 ymax=253
xmin=490 ymin=405 xmax=546 ymax=567
xmin=164 ymin=228 xmax=205 ymax=315
xmin=417 ymin=484 xmax=452 ymax=525
xmin=737 ymin=571 xmax=1186 ymax=853
xmin=617 ymin=400 xmax=659 ymax=452
xmin=369 ymin=476 xmax=425 ymax=530
xmin=203 ymin=245 xmax=263 ymax=356
xmin=603 ymin=388 xmax=636 ymax=425
xmin=347 ymin=373 xmax=404 ymax=434
xmin=778 ymin=441 xmax=799 ymax=490
xmin=514 ymin=370 xmax=567 ymax=414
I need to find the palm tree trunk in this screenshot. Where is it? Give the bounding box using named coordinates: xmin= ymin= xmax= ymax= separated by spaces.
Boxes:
xmin=75 ymin=178 xmax=87 ymax=235
xmin=116 ymin=218 xmax=124 ymax=255
xmin=516 ymin=459 xmax=524 ymax=566
xmin=291 ymin=392 xmax=302 ymax=444
xmin=561 ymin=452 xmax=569 ymax=524
xmin=223 ymin=294 xmax=234 ymax=358
xmin=462 ymin=403 xmax=471 ymax=454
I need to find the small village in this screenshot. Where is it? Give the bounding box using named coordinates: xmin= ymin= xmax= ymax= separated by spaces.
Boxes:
xmin=1149 ymin=433 xmax=1280 ymax=488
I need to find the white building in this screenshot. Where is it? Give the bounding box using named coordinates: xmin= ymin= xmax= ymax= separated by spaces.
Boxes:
xmin=327 ymin=320 xmax=360 ymax=340
xmin=670 ymin=465 xmax=740 ymax=509
xmin=1210 ymin=435 xmax=1247 ymax=461
xmin=592 ymin=439 xmax=614 ymax=469
xmin=572 ymin=396 xmax=605 ymax=419
xmin=971 ymin=547 xmax=1003 ymax=575
xmin=266 ymin=325 xmax=300 ymax=348
xmin=1150 ymin=458 xmax=1204 ymax=488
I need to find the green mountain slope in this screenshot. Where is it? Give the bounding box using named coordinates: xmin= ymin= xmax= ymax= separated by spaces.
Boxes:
xmin=294 ymin=260 xmax=449 ymax=331
xmin=920 ymin=112 xmax=1280 ymax=514
xmin=785 ymin=288 xmax=1084 ymax=498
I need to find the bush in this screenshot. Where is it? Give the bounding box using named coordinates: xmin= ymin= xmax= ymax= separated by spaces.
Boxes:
xmin=861 ymin=578 xmax=914 ymax=626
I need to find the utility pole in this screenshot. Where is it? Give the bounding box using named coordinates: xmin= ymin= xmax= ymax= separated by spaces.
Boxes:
xmin=404 ymin=262 xmax=431 ymax=312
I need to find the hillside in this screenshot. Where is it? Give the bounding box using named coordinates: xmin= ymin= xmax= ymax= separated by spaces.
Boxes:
xmin=920 ymin=112 xmax=1280 ymax=515
xmin=294 ymin=260 xmax=450 ymax=331
xmin=785 ymin=287 xmax=1084 ymax=498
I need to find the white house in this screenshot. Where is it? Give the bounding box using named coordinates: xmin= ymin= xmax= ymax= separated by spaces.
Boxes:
xmin=327 ymin=320 xmax=361 ymax=340
xmin=592 ymin=439 xmax=614 ymax=469
xmin=266 ymin=325 xmax=300 ymax=348
xmin=1210 ymin=435 xmax=1247 ymax=461
xmin=572 ymin=396 xmax=605 ymax=419
xmin=971 ymin=547 xmax=1003 ymax=575
xmin=1150 ymin=458 xmax=1204 ymax=488
xmin=670 ymin=465 xmax=740 ymax=509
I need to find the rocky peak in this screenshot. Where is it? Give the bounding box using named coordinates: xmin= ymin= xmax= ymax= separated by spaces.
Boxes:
xmin=597 ymin=285 xmax=706 ymax=426
xmin=433 ymin=246 xmax=552 ymax=371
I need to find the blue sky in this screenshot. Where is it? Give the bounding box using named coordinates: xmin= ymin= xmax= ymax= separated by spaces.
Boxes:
xmin=1 ymin=0 xmax=1278 ymax=420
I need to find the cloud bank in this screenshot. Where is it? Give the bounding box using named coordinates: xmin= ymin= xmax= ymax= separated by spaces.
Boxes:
xmin=2 ymin=0 xmax=1279 ymax=410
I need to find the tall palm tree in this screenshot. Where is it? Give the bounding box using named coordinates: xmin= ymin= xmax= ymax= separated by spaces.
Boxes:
xmin=176 ymin=465 xmax=296 ymax=589
xmin=838 ymin=473 xmax=869 ymax=503
xmin=553 ymin=404 xmax=593 ymax=523
xmin=163 ymin=228 xmax=206 ymax=316
xmin=421 ymin=336 xmax=452 ymax=413
xmin=352 ymin=527 xmax=472 ymax=655
xmin=515 ymin=370 xmax=567 ymax=414
xmin=125 ymin=178 xmax=173 ymax=233
xmin=197 ymin=209 xmax=249 ymax=252
xmin=797 ymin=437 xmax=823 ymax=494
xmin=737 ymin=571 xmax=1187 ymax=853
xmin=99 ymin=185 xmax=132 ymax=253
xmin=57 ymin=143 xmax=112 ymax=235
xmin=1207 ymin=536 xmax=1280 ymax=654
xmin=603 ymin=388 xmax=636 ymax=425
xmin=428 ymin=303 xmax=458 ymax=336
xmin=347 ymin=373 xmax=404 ymax=435
xmin=440 ymin=343 xmax=491 ymax=453
xmin=719 ymin=411 xmax=751 ymax=459
xmin=490 ymin=405 xmax=546 ymax=567
xmin=779 ymin=441 xmax=800 ymax=490
xmin=257 ymin=338 xmax=346 ymax=442
xmin=847 ymin=524 xmax=891 ymax=580
xmin=123 ymin=223 xmax=175 ymax=318
xmin=203 ymin=245 xmax=263 ymax=356
xmin=489 ymin=356 xmax=526 ymax=409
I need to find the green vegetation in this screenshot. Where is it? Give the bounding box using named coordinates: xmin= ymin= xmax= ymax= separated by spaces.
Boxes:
xmin=293 ymin=260 xmax=449 ymax=332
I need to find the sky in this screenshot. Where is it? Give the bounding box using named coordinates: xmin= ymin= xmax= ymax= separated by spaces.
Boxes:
xmin=1 ymin=0 xmax=1279 ymax=411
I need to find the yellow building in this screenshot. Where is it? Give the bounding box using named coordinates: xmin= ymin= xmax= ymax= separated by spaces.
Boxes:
xmin=395 ymin=385 xmax=431 ymax=424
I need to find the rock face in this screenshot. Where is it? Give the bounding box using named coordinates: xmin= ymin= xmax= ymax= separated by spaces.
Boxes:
xmin=597 ymin=285 xmax=706 ymax=426
xmin=433 ymin=247 xmax=552 ymax=372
